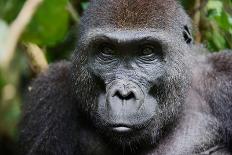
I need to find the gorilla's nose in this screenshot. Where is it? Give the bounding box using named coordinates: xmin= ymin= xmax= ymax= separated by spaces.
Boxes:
xmin=114 ymin=89 xmax=136 ymax=101
xmin=106 ymin=80 xmax=144 ymax=107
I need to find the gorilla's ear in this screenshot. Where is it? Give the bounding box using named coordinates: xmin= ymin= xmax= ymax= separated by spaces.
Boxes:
xmin=183 ymin=25 xmax=193 ymax=44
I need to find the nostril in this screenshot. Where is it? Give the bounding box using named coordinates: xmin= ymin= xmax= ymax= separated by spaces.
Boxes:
xmin=114 ymin=91 xmax=135 ymax=101
xmin=125 ymin=92 xmax=135 ymax=100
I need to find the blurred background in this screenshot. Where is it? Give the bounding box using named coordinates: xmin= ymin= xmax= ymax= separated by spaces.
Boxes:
xmin=0 ymin=0 xmax=231 ymax=154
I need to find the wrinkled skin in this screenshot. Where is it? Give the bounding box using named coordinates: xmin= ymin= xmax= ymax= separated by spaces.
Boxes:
xmin=19 ymin=0 xmax=232 ymax=155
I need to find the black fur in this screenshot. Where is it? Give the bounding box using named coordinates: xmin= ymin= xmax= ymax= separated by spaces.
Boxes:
xmin=194 ymin=51 xmax=232 ymax=149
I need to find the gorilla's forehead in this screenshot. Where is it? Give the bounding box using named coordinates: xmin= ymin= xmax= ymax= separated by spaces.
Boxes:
xmin=81 ymin=0 xmax=188 ymax=31
xmin=81 ymin=28 xmax=181 ymax=46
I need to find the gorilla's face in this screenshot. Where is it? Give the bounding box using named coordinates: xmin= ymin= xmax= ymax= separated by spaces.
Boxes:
xmin=72 ymin=28 xmax=191 ymax=145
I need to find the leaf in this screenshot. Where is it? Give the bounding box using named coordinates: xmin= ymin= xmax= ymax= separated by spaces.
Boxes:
xmin=179 ymin=0 xmax=195 ymax=12
xmin=81 ymin=2 xmax=89 ymax=10
xmin=22 ymin=0 xmax=70 ymax=46
xmin=207 ymin=9 xmax=219 ymax=19
xmin=207 ymin=0 xmax=223 ymax=16
xmin=211 ymin=31 xmax=227 ymax=50
xmin=215 ymin=11 xmax=232 ymax=31
xmin=0 ymin=0 xmax=26 ymax=23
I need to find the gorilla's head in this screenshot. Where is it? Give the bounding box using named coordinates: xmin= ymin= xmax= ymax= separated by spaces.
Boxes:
xmin=72 ymin=0 xmax=193 ymax=147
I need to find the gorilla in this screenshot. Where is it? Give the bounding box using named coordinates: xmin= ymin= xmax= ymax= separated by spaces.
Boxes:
xmin=19 ymin=0 xmax=232 ymax=154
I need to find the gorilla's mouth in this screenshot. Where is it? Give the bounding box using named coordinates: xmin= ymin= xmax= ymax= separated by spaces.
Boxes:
xmin=102 ymin=118 xmax=153 ymax=134
xmin=112 ymin=126 xmax=133 ymax=133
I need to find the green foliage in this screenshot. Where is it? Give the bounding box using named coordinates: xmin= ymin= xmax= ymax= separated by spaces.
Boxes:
xmin=179 ymin=0 xmax=195 ymax=12
xmin=0 ymin=0 xmax=26 ymax=23
xmin=180 ymin=0 xmax=232 ymax=51
xmin=0 ymin=74 xmax=6 ymax=90
xmin=204 ymin=0 xmax=232 ymax=51
xmin=81 ymin=2 xmax=89 ymax=10
xmin=0 ymin=99 xmax=21 ymax=137
xmin=23 ymin=0 xmax=69 ymax=46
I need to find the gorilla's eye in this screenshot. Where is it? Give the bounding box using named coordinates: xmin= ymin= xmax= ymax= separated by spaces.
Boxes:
xmin=141 ymin=45 xmax=155 ymax=56
xmin=99 ymin=44 xmax=115 ymax=56
xmin=138 ymin=43 xmax=163 ymax=61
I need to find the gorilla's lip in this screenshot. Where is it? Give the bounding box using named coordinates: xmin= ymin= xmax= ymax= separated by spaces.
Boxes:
xmin=110 ymin=124 xmax=135 ymax=133
xmin=108 ymin=123 xmax=146 ymax=132
xmin=112 ymin=126 xmax=133 ymax=133
xmin=97 ymin=115 xmax=154 ymax=132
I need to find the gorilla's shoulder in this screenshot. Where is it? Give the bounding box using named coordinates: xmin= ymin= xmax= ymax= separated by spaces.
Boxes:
xmin=20 ymin=61 xmax=77 ymax=154
xmin=204 ymin=51 xmax=232 ymax=99
xmin=205 ymin=51 xmax=232 ymax=146
xmin=204 ymin=51 xmax=232 ymax=101
xmin=22 ymin=60 xmax=73 ymax=126
xmin=33 ymin=61 xmax=71 ymax=86
xmin=208 ymin=51 xmax=232 ymax=76
xmin=25 ymin=61 xmax=72 ymax=109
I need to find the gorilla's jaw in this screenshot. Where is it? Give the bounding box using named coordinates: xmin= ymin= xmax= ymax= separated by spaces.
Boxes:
xmin=72 ymin=63 xmax=189 ymax=149
xmin=92 ymin=78 xmax=186 ymax=147
xmin=73 ymin=70 xmax=188 ymax=148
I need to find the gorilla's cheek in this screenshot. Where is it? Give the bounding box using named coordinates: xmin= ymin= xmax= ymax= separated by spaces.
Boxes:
xmin=72 ymin=66 xmax=101 ymax=115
